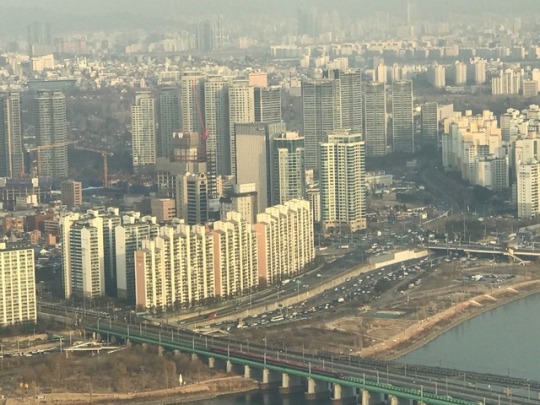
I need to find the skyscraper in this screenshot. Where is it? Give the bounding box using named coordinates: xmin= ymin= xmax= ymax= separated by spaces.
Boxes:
xmin=330 ymin=70 xmax=362 ymax=133
xmin=158 ymin=87 xmax=181 ymax=158
xmin=0 ymin=92 xmax=23 ymax=178
xmin=235 ymin=122 xmax=285 ymax=212
xmin=229 ymin=80 xmax=255 ymax=177
xmin=319 ymin=130 xmax=366 ymax=233
xmin=181 ymin=72 xmax=205 ymax=134
xmin=34 ymin=90 xmax=68 ymax=178
xmin=421 ymin=102 xmax=439 ymax=149
xmin=254 ymin=86 xmax=282 ymax=123
xmin=197 ymin=16 xmax=224 ymax=52
xmin=204 ymin=76 xmax=230 ymax=176
xmin=363 ymin=82 xmax=387 ymax=157
xmin=302 ymin=78 xmax=342 ymax=171
xmin=271 ymin=131 xmax=306 ymax=206
xmin=392 ymin=80 xmax=414 ymax=153
xmin=131 ymin=91 xmax=156 ymax=170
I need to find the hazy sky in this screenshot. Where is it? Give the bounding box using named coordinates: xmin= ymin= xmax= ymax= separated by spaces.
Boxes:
xmin=0 ymin=0 xmax=536 ymax=38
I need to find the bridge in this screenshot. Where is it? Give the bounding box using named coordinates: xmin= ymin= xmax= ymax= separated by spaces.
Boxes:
xmin=423 ymin=242 xmax=540 ymax=262
xmin=83 ymin=318 xmax=539 ymax=405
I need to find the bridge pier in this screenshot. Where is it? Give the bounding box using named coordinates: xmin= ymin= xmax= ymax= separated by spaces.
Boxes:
xmin=331 ymin=383 xmax=342 ymax=404
xmin=279 ymin=372 xmax=302 ymax=395
xmin=244 ymin=365 xmax=252 ymax=379
xmin=226 ymin=360 xmax=233 ymax=373
xmin=305 ymin=377 xmax=327 ymax=400
xmin=191 ymin=353 xmax=198 ymax=361
xmin=208 ymin=356 xmax=215 ymax=369
xmin=260 ymin=368 xmax=280 ymax=390
xmin=360 ymin=389 xmax=383 ymax=404
xmin=388 ymin=395 xmax=412 ymax=405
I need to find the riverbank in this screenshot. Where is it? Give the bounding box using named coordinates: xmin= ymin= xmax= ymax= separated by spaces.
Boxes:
xmin=6 ymin=376 xmax=259 ymax=405
xmin=358 ymin=279 xmax=540 ymax=360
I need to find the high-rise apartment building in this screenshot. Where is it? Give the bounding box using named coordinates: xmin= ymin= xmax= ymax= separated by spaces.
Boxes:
xmin=0 ymin=244 xmax=36 ymax=327
xmin=181 ymin=72 xmax=205 ymax=134
xmin=61 ymin=213 xmax=105 ymax=300
xmin=254 ymin=199 xmax=314 ymax=286
xmin=135 ymin=222 xmax=214 ymax=310
xmin=254 ymin=86 xmax=282 ymax=124
xmin=204 ymin=76 xmax=230 ymax=176
xmin=229 ymin=80 xmax=255 ymax=177
xmin=271 ymin=131 xmax=306 ymax=205
xmin=302 ymin=78 xmax=342 ymax=171
xmin=0 ymin=92 xmax=23 ymax=178
xmin=517 ymin=162 xmax=540 ymax=218
xmin=453 ymin=62 xmax=467 ymax=86
xmin=331 ymin=70 xmax=362 ymax=133
xmin=115 ymin=214 xmax=160 ymax=303
xmin=60 ymin=180 xmax=82 ymax=209
xmin=131 ymin=91 xmax=156 ymax=169
xmin=428 ymin=65 xmax=446 ymax=88
xmin=34 ymin=90 xmax=68 ymax=178
xmin=363 ymin=82 xmax=387 ymax=157
xmin=158 ymin=87 xmax=181 ymax=158
xmin=319 ymin=130 xmax=366 ymax=233
xmin=421 ymin=102 xmax=439 ymax=149
xmin=213 ymin=211 xmax=258 ymax=297
xmin=392 ymin=80 xmax=415 ymax=153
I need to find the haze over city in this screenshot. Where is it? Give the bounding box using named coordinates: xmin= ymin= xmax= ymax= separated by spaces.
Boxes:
xmin=1 ymin=1 xmax=540 ymax=404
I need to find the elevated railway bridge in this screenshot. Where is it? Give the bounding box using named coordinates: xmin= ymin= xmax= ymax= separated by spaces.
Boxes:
xmin=82 ymin=319 xmax=539 ymax=405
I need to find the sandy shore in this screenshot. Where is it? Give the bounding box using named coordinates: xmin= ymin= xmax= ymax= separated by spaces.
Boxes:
xmin=5 ymin=376 xmax=259 ymax=405
xmin=358 ymin=279 xmax=540 ymax=360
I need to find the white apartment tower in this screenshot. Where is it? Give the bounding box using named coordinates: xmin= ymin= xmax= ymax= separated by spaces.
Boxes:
xmin=229 ymin=80 xmax=255 ymax=177
xmin=34 ymin=90 xmax=68 ymax=178
xmin=271 ymin=131 xmax=306 ymax=205
xmin=61 ymin=213 xmax=105 ymax=300
xmin=0 ymin=92 xmax=24 ymax=178
xmin=212 ymin=211 xmax=258 ymax=298
xmin=517 ymin=162 xmax=540 ymax=218
xmin=131 ymin=91 xmax=156 ymax=169
xmin=254 ymin=199 xmax=315 ymax=286
xmin=135 ymin=222 xmax=214 ymax=310
xmin=0 ymin=244 xmax=36 ymax=327
xmin=319 ymin=130 xmax=366 ymax=233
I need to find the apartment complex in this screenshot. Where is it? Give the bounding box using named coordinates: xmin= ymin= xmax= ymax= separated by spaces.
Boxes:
xmin=134 ymin=200 xmax=314 ymax=310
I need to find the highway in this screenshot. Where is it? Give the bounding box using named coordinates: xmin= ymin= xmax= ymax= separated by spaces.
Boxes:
xmin=83 ymin=317 xmax=539 ymax=405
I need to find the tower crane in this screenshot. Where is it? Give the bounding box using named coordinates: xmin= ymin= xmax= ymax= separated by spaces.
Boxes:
xmin=26 ymin=141 xmax=78 ymax=177
xmin=73 ymin=146 xmax=114 ymax=188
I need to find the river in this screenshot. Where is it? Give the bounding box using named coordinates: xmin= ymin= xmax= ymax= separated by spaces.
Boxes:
xmin=400 ymin=292 xmax=540 ymax=380
xmin=186 ymin=292 xmax=540 ymax=404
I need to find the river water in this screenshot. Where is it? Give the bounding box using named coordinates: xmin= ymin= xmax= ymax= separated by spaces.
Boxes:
xmin=185 ymin=292 xmax=540 ymax=404
xmin=400 ymin=292 xmax=540 ymax=380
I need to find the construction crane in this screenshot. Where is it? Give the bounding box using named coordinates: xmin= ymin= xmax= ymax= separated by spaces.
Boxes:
xmin=192 ymin=81 xmax=217 ymax=198
xmin=26 ymin=141 xmax=78 ymax=177
xmin=193 ymin=82 xmax=207 ymax=162
xmin=73 ymin=146 xmax=113 ymax=188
